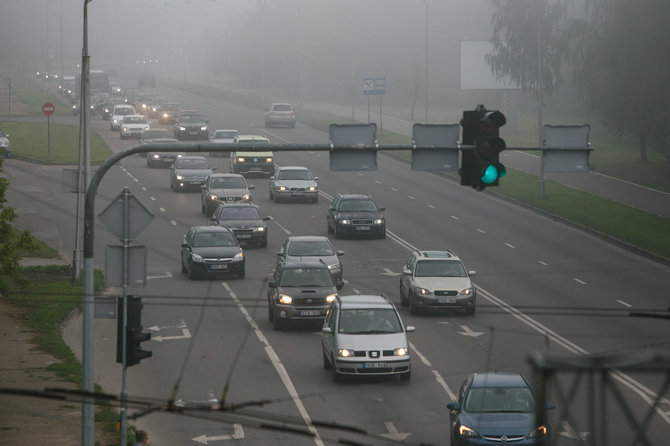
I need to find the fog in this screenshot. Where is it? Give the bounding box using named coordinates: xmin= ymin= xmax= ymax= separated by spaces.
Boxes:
xmin=0 ymin=0 xmax=578 ymax=125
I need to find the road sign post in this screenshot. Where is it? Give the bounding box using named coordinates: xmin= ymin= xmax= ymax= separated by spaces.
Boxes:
xmin=42 ymin=102 xmax=55 ymax=156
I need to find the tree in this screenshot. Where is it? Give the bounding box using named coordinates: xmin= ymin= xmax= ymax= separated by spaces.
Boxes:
xmin=567 ymin=0 xmax=670 ymax=162
xmin=0 ymin=158 xmax=35 ymax=290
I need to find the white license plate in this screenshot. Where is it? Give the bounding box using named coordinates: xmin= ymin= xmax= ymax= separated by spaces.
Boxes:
xmin=363 ymin=362 xmax=387 ymax=369
xmin=209 ymin=264 xmax=228 ymax=270
xmin=300 ymin=310 xmax=321 ymax=316
xmin=355 ymin=226 xmax=371 ymax=231
xmin=437 ymin=297 xmax=456 ymax=304
xmin=291 ymin=192 xmax=304 ymax=197
xmin=236 ymin=234 xmax=252 ymax=239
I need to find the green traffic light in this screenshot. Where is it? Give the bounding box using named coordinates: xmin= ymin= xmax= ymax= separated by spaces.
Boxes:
xmin=481 ymin=165 xmax=499 ymax=184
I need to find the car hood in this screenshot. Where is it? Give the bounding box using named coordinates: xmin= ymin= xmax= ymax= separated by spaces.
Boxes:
xmin=217 ymin=219 xmax=265 ymax=229
xmin=209 ymin=187 xmax=250 ymax=197
xmin=286 ymin=254 xmax=339 ymax=267
xmin=457 ymin=411 xmax=538 ymax=436
xmin=123 ymin=123 xmax=148 ymax=128
xmin=275 ymin=179 xmax=317 ymax=188
xmin=277 ymin=286 xmax=337 ymax=298
xmin=174 ymin=168 xmax=213 ymax=176
xmin=336 ymin=332 xmax=408 ymax=350
xmin=413 ymin=277 xmax=472 ymax=291
xmin=191 ymin=246 xmax=241 ymax=257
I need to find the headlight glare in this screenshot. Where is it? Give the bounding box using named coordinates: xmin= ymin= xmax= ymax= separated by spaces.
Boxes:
xmin=394 ymin=347 xmax=409 ymax=356
xmin=325 ymin=294 xmax=337 ymax=303
xmin=338 ymin=349 xmax=354 ymax=358
xmin=191 ymin=253 xmax=204 ymax=262
xmin=278 ymin=294 xmax=292 ymax=304
xmin=458 ymin=425 xmax=480 ymax=439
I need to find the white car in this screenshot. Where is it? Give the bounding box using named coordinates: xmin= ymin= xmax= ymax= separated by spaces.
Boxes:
xmin=269 ymin=166 xmax=318 ymax=203
xmin=110 ymin=104 xmax=136 ymax=131
xmin=120 ymin=115 xmax=150 ymax=139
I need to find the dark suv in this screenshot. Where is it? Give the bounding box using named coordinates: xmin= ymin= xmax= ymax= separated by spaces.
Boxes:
xmin=267 ymin=260 xmax=338 ymax=330
xmin=326 ymin=193 xmax=386 ymax=239
xmin=174 ymin=110 xmax=209 ymax=140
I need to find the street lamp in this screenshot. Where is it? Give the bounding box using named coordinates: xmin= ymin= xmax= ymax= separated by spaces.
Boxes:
xmin=422 ymin=0 xmax=428 ymax=123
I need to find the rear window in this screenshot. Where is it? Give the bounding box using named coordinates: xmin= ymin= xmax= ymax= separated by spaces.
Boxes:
xmin=272 ymin=104 xmax=293 ymax=111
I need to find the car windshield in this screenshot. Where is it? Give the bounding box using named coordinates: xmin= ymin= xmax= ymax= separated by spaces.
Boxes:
xmin=211 ymin=177 xmax=246 ymax=189
xmin=464 ymin=387 xmax=535 ymax=413
xmin=218 ymin=207 xmax=261 ymax=220
xmin=164 ymin=104 xmax=180 ymax=110
xmin=414 ymin=260 xmax=466 ymax=277
xmin=287 ymin=240 xmax=334 ymax=256
xmin=175 ymin=158 xmax=210 ymax=170
xmin=192 ymin=231 xmax=237 ymax=247
xmin=272 ymin=104 xmax=293 ymax=111
xmin=180 ymin=114 xmax=205 ymax=123
xmin=338 ymin=308 xmax=402 ymax=334
xmin=277 ymin=169 xmax=313 ymax=180
xmin=338 ymin=199 xmax=377 ymax=212
xmin=116 ymin=108 xmax=134 ymax=115
xmin=279 ymin=268 xmax=333 ymax=287
xmin=124 ymin=117 xmax=147 ymax=124
xmin=214 ymin=131 xmax=237 ymax=139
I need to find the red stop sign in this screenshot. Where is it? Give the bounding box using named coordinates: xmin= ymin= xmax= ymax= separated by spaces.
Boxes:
xmin=42 ymin=102 xmax=55 ymax=115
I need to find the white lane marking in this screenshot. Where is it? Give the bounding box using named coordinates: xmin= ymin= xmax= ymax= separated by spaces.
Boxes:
xmin=142 ymin=186 xmax=147 ymax=192
xmin=617 ymin=300 xmax=632 ymax=308
xmin=222 ymin=283 xmax=324 ymax=446
xmin=476 ymin=228 xmax=486 ymax=234
xmin=270 ymin=216 xmax=291 ymax=235
xmin=408 ymin=342 xmax=432 ymax=367
xmin=380 ymin=422 xmax=411 ymax=442
xmin=150 ymin=196 xmax=156 ymax=201
xmin=192 ymin=424 xmax=245 ymax=444
xmin=390 ymin=187 xmax=398 ymax=191
xmin=433 ymin=371 xmax=457 ymax=401
xmin=504 ymin=242 xmax=515 ymax=248
xmin=538 ymin=260 xmax=548 ymax=266
xmin=450 ymin=215 xmax=459 ymax=220
xmin=407 ymin=195 xmax=415 ymax=200
xmin=375 ymin=180 xmax=382 ymax=184
xmin=171 ymin=220 xmax=177 ymax=226
xmin=159 ymin=207 xmax=166 ymax=213
xmin=352 ymin=288 xmax=360 ymax=294
xmin=574 ymin=278 xmax=587 ymax=285
xmin=427 ymin=204 xmax=435 ymax=209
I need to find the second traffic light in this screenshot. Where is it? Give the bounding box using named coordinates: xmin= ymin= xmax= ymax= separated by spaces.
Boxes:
xmin=116 ymin=295 xmax=152 ymax=367
xmin=460 ymin=105 xmax=507 ymax=191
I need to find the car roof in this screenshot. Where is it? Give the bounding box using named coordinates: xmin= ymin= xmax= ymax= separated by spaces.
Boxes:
xmin=277 ymin=166 xmax=310 ymax=171
xmin=470 ymin=372 xmax=529 ymax=388
xmin=337 ymin=193 xmax=373 ymax=200
xmin=280 ymin=258 xmax=330 ymax=269
xmin=336 ymin=294 xmax=394 ymax=309
xmin=235 ymin=134 xmax=270 ymax=141
xmin=414 ymin=250 xmax=460 ymax=261
xmin=191 ymin=225 xmax=234 ymax=234
xmin=214 ymin=129 xmax=239 ymax=133
xmin=286 ymin=235 xmax=330 ymax=243
xmin=209 ymin=173 xmax=245 ymax=179
xmin=177 ymin=155 xmax=208 ymax=160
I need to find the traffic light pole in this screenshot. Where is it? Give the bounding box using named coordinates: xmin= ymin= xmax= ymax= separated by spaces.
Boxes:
xmin=120 ymin=188 xmax=130 ymax=446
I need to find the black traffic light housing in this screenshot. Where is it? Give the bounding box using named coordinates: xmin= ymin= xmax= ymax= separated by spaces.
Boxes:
xmin=116 ymin=295 xmax=152 ymax=367
xmin=460 ymin=105 xmax=507 ymax=191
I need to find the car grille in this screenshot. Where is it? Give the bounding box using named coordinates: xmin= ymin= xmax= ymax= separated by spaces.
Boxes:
xmin=288 ymin=187 xmax=307 ymax=192
xmin=219 ymin=196 xmax=244 ymax=203
xmin=350 ymin=350 xmax=398 ymax=357
xmin=203 ymin=257 xmax=234 ymax=265
xmin=434 ymin=290 xmax=459 ymax=297
xmin=182 ymin=175 xmax=207 ymax=182
xmin=351 ymin=218 xmax=373 ymax=225
xmin=232 ymin=228 xmax=254 ymax=236
xmin=481 ymin=435 xmax=525 ymax=442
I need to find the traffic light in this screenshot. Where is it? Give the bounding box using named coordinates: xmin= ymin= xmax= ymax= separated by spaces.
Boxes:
xmin=459 ymin=105 xmax=507 ymax=191
xmin=116 ymin=295 xmax=152 ymax=367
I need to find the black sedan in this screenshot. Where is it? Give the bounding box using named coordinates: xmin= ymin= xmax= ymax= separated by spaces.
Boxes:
xmin=447 ymin=372 xmax=554 ymax=446
xmin=180 ymin=226 xmax=245 ymax=279
xmin=326 ymin=193 xmax=386 ymax=239
xmin=210 ymin=203 xmax=270 ymax=248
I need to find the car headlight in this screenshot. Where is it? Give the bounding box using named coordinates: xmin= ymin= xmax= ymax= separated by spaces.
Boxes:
xmin=237 ymin=157 xmax=245 ymax=162
xmin=151 ymin=154 xmax=160 ymax=159
xmin=113 ymin=119 xmax=119 ymax=124
xmin=122 ymin=127 xmax=128 ymax=132
xmin=265 ymin=157 xmax=273 ymax=163
xmin=144 ymin=126 xmax=150 ymax=131
xmin=374 ymin=218 xmax=384 ymax=225
xmin=327 ymin=263 xmax=341 ymax=271
xmin=527 ymin=425 xmax=548 ymax=439
xmin=459 ymin=287 xmax=474 ymax=296
xmin=278 ymin=186 xmax=287 ymax=191
xmin=191 ymin=253 xmax=204 ymax=262
xmin=325 ymin=294 xmax=337 ymax=303
xmin=337 ymin=348 xmax=354 ymax=358
xmin=176 ymin=175 xmax=184 ymax=180
xmin=209 ymin=194 xmax=218 ymax=200
xmin=242 ymin=194 xmax=251 ymax=201
xmin=176 ymin=154 xmax=183 ymax=158
xmin=307 ymin=186 xmax=317 ymax=191
xmin=254 ymin=226 xmax=266 ymax=232
xmin=278 ymin=294 xmax=292 ymax=304
xmin=163 ymin=113 xmax=168 ymax=118
xmin=339 ymin=219 xmax=351 ymax=225
xmin=394 ymin=347 xmax=409 ymax=356
xmin=457 ymin=425 xmax=480 ymax=439
xmin=178 ymin=126 xmax=186 ymax=131
xmin=201 ymin=126 xmax=208 ymax=131
xmin=233 ymin=252 xmax=244 ymax=262
xmin=416 ymin=287 xmax=433 ymax=296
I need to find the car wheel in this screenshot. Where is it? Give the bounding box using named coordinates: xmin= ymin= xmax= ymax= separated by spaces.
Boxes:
xmin=181 ymin=258 xmax=187 ymax=274
xmin=326 ymin=219 xmax=333 ymax=234
xmin=400 ymin=284 xmax=408 ymax=307
xmin=273 ymin=314 xmax=283 ymax=330
xmin=269 ymin=190 xmax=273 ymax=200
xmin=273 ymin=193 xmax=279 ymax=203
xmin=400 ymin=369 xmax=411 ymax=382
xmin=332 ymin=357 xmax=343 ymax=383
xmin=201 ymin=200 xmax=207 ymax=215
xmin=333 ymin=224 xmax=341 ymax=239
xmin=323 ymin=349 xmax=332 ymax=370
xmin=464 ymin=303 xmax=476 ymax=316
xmin=379 ymin=228 xmax=386 ymax=239
xmin=187 ymin=261 xmax=197 ymax=280
xmin=260 ymin=237 xmax=268 ymax=248
xmin=237 ymin=269 xmax=245 ymax=279
xmin=409 ymin=292 xmax=419 ymax=315
xmin=268 ymin=301 xmax=274 ymax=322
xmin=312 ymin=196 xmax=318 ymax=204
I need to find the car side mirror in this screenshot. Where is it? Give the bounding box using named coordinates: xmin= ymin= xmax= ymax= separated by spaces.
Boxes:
xmin=212 ymin=166 xmax=217 ymax=171
xmin=446 ymin=401 xmax=459 ymax=411
xmin=269 ymin=176 xmax=275 ymax=180
xmin=402 ymin=267 xmax=411 ymax=275
xmin=314 ymin=177 xmax=319 ymax=181
xmin=181 ymin=242 xmax=188 ymax=248
xmin=379 ymin=207 xmax=386 ymax=212
xmin=335 ymin=279 xmax=344 ymax=290
xmin=405 ymin=325 xmax=415 ymax=333
xmin=545 ymin=402 xmax=556 ymax=410
xmin=209 ymin=217 xmax=218 ymax=225
xmin=468 ymin=270 xmax=476 ymax=276
xmin=268 ymin=282 xmax=276 ymax=289
xmin=322 ymin=326 xmax=332 ymax=334
xmin=262 ymin=216 xmax=271 ymax=221
xmin=248 ymin=185 xmax=255 ymax=190
xmin=336 ymin=250 xmax=345 ymax=257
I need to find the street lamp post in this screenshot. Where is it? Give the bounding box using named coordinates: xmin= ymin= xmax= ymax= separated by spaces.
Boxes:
xmin=422 ymin=0 xmax=428 ymax=123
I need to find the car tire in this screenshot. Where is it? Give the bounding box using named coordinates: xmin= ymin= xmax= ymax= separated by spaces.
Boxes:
xmin=187 ymin=261 xmax=197 ymax=280
xmin=201 ymin=200 xmax=207 ymax=215
xmin=400 ymin=369 xmax=411 ymax=382
xmin=181 ymin=259 xmax=188 ymax=274
xmin=238 ymin=269 xmax=245 ymax=279
xmin=312 ymin=196 xmax=318 ymax=204
xmin=400 ymin=284 xmax=408 ymax=307
xmin=260 ymin=238 xmax=268 ymax=248
xmin=332 ymin=358 xmax=343 ymax=383
xmin=326 ymin=220 xmax=333 ymax=234
xmin=269 ymin=190 xmax=273 ymax=200
xmin=323 ymin=349 xmax=332 ymax=370
xmin=409 ymin=292 xmax=419 ymax=315
xmin=268 ymin=301 xmax=274 ymax=322
xmin=333 ymin=224 xmax=340 ymax=239
xmin=273 ymin=314 xmax=283 ymax=330
xmin=464 ymin=303 xmax=476 ymax=316
xmin=379 ymin=228 xmax=386 ymax=239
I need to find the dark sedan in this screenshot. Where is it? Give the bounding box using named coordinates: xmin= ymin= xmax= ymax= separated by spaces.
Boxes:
xmin=447 ymin=372 xmax=554 ymax=446
xmin=326 ymin=193 xmax=386 ymax=239
xmin=210 ymin=203 xmax=270 ymax=248
xmin=180 ymin=226 xmax=245 ymax=279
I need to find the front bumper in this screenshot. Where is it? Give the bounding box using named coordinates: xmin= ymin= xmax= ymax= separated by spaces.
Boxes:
xmin=273 ymin=189 xmax=318 ymax=201
xmin=413 ymin=292 xmax=475 ymax=312
xmin=273 ymin=304 xmax=329 ymax=323
xmin=175 ymin=130 xmax=208 ymax=140
xmin=334 ymin=356 xmax=411 ymax=377
xmin=335 ymin=222 xmax=385 ymax=237
xmin=190 ymin=259 xmax=245 ymax=277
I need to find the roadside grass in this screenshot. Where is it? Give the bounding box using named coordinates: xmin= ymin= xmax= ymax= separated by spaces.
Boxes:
xmin=0 ymin=264 xmax=120 ymax=441
xmin=12 ymin=227 xmax=60 ymax=258
xmin=7 ymin=75 xmax=70 ymax=117
xmin=0 ymin=120 xmax=112 ymax=164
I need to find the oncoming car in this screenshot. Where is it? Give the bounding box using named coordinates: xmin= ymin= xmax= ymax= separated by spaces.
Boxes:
xmin=230 ymin=135 xmax=273 ymax=176
xmin=210 ymin=202 xmax=270 ymax=248
xmin=326 ymin=193 xmax=386 ymax=239
xmin=321 ymin=295 xmax=414 ymax=382
xmin=169 ymin=155 xmax=216 ymax=191
xmin=180 ymin=226 xmax=245 ymax=279
xmin=120 ymin=115 xmax=150 ymax=139
xmin=269 ymin=166 xmax=319 ymax=203
xmin=200 ymin=173 xmax=254 ymax=217
xmin=447 ymin=372 xmax=554 ymax=446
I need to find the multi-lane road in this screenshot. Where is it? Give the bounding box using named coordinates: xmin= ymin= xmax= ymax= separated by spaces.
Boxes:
xmin=6 ymin=82 xmax=670 ymax=445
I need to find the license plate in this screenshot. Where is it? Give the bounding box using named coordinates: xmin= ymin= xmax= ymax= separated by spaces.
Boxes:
xmin=236 ymin=234 xmax=252 ymax=239
xmin=363 ymin=362 xmax=387 ymax=369
xmin=291 ymin=192 xmax=304 ymax=197
xmin=209 ymin=264 xmax=228 ymax=270
xmin=355 ymin=226 xmax=371 ymax=231
xmin=300 ymin=310 xmax=321 ymax=316
xmin=437 ymin=297 xmax=456 ymax=304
